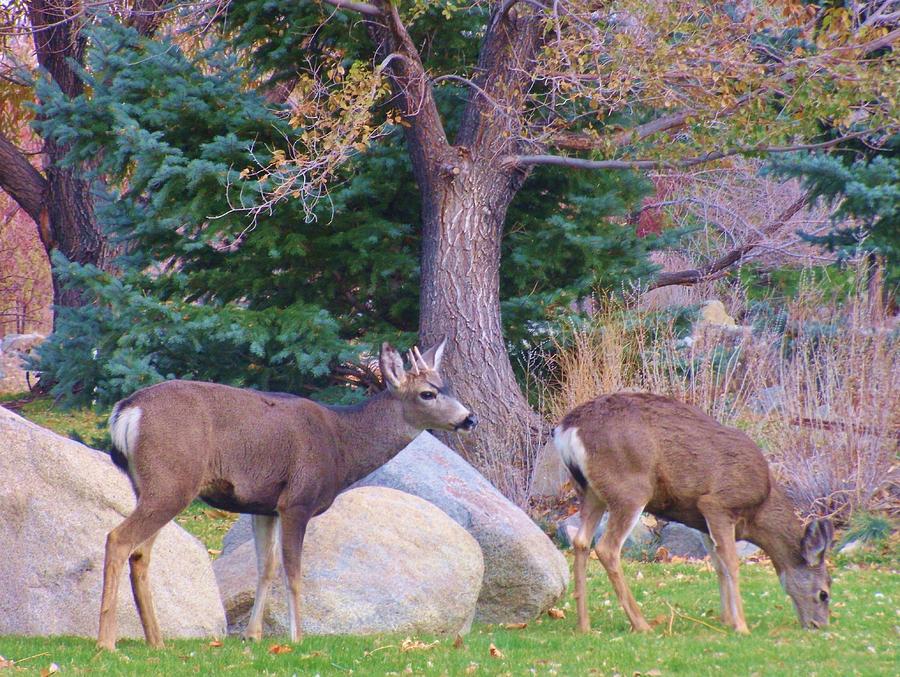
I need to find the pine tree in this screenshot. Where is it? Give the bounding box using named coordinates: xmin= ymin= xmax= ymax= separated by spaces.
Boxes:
xmin=33 ymin=17 xmax=658 ymax=406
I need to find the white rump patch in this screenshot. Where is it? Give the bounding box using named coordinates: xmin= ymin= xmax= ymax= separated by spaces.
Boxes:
xmin=553 ymin=425 xmax=588 ymax=477
xmin=110 ymin=405 xmax=142 ymax=459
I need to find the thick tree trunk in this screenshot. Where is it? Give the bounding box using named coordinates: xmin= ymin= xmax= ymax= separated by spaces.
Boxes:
xmin=43 ymin=143 xmax=112 ymax=308
xmin=418 ymin=158 xmax=546 ymax=496
xmin=26 ymin=0 xmax=112 ymax=310
xmin=367 ymin=3 xmax=547 ymax=498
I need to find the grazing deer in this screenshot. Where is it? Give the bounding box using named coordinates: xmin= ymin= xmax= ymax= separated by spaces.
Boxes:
xmin=553 ymin=392 xmax=833 ymax=634
xmin=97 ymin=340 xmax=476 ymax=651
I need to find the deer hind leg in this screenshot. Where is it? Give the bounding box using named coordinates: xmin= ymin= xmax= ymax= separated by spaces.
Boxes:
xmin=129 ymin=532 xmax=163 ymax=648
xmin=98 ymin=496 xmax=190 ymax=651
xmin=278 ymin=506 xmax=312 ymax=643
xmin=702 ymin=533 xmax=736 ymax=627
xmin=243 ymin=514 xmax=280 ymax=641
xmin=594 ymin=499 xmax=651 ymax=632
xmin=573 ymin=490 xmax=607 ymax=633
xmin=699 ymin=502 xmax=749 ymax=634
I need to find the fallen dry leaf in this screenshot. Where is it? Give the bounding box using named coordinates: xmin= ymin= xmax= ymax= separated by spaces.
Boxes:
xmin=208 ymin=640 xmax=223 ymax=648
xmin=0 ymin=656 xmax=13 ymax=669
xmin=39 ymin=664 xmax=59 ymax=677
xmin=547 ymin=607 xmax=566 ymax=619
xmin=268 ymin=644 xmax=293 ymax=655
xmin=207 ymin=548 xmax=222 ymax=556
xmin=649 ymin=614 xmax=669 ymax=627
xmin=453 ymin=635 xmax=464 ymax=649
xmin=503 ymin=622 xmax=527 ymax=630
xmin=465 ymin=662 xmax=479 ymax=674
xmin=400 ymin=638 xmax=438 ymax=652
xmin=489 ymin=643 xmax=505 ymax=659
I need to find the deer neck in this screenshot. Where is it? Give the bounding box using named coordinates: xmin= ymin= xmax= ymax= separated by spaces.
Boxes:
xmin=743 ymin=482 xmax=806 ymax=575
xmin=328 ymin=390 xmax=420 ymax=488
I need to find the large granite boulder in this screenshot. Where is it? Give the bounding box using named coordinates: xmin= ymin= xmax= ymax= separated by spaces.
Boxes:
xmin=0 ymin=406 xmax=225 ymax=639
xmin=223 ymin=433 xmax=568 ymax=624
xmin=213 ymin=487 xmax=483 ymax=637
xmin=355 ymin=433 xmax=568 ymax=623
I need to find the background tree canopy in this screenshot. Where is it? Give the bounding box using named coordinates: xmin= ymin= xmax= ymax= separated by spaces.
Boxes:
xmin=34 ymin=15 xmax=658 ymax=406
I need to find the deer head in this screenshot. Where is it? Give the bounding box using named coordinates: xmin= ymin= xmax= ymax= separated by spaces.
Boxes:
xmin=380 ymin=339 xmax=478 ymax=433
xmin=781 ymin=518 xmax=834 ymax=629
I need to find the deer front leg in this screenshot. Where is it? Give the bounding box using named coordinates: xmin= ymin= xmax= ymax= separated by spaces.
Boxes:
xmin=573 ymin=491 xmax=606 ymax=633
xmin=700 ymin=506 xmax=749 ymax=634
xmin=595 ymin=501 xmax=652 ymax=633
xmin=702 ymin=533 xmax=735 ymax=627
xmin=278 ymin=506 xmax=311 ymax=643
xmin=244 ymin=514 xmax=280 ymax=641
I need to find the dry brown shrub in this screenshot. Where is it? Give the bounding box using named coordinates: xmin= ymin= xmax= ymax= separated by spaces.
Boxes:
xmin=541 ymin=268 xmax=898 ymax=521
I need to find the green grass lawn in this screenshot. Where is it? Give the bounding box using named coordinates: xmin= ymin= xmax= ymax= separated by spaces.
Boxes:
xmin=0 ymin=555 xmax=896 ymax=676
xmin=2 ymin=397 xmax=897 ymax=675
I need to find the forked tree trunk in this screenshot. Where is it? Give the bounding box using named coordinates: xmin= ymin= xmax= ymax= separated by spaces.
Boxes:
xmin=368 ymin=3 xmax=548 ymax=495
xmin=418 ymin=158 xmax=547 ymax=482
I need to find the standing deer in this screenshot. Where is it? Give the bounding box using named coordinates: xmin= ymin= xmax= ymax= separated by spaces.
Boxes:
xmin=97 ymin=340 xmax=476 ymax=651
xmin=553 ymin=392 xmax=833 ymax=634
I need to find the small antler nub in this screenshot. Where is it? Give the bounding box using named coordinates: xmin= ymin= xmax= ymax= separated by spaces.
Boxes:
xmin=412 ymin=346 xmax=429 ymax=372
xmin=407 ymin=350 xmax=420 ymax=375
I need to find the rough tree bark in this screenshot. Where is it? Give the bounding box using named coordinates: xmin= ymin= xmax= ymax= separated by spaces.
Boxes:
xmin=364 ymin=2 xmax=548 ymax=469
xmin=0 ymin=1 xmax=169 ymax=311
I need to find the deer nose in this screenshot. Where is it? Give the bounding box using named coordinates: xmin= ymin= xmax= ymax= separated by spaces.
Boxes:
xmin=455 ymin=414 xmax=478 ymax=432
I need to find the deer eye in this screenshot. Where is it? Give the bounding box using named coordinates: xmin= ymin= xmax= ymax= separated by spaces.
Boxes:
xmin=818 ymin=590 xmax=829 ymax=603
xmin=419 ymin=391 xmax=437 ymax=401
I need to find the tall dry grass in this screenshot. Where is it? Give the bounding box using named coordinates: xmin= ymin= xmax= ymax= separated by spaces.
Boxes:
xmin=540 ymin=273 xmax=898 ymax=522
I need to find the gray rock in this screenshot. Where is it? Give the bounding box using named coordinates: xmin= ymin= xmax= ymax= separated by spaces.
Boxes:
xmin=659 ymin=522 xmax=760 ymax=560
xmin=224 ymin=433 xmax=569 ymax=624
xmin=750 ymin=386 xmax=785 ymax=415
xmin=736 ymin=540 xmax=761 ymax=559
xmin=660 ymin=522 xmax=709 ymax=559
xmin=213 ymin=487 xmax=483 ymax=637
xmin=354 ymin=433 xmax=569 ymax=623
xmin=838 ymin=539 xmax=863 ymax=554
xmin=528 ymin=439 xmax=568 ymax=499
xmin=556 ymin=512 xmax=654 ymax=554
xmin=1 ymin=333 xmax=44 ymax=355
xmin=0 ymin=406 xmax=226 ymax=639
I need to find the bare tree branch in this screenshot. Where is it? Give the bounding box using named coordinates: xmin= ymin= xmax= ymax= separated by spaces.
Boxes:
xmin=128 ymin=0 xmax=169 ymax=36
xmin=647 ymin=192 xmax=810 ymax=290
xmin=505 ymin=129 xmax=886 ymax=171
xmin=320 ymin=0 xmax=382 ymax=17
xmin=364 ymin=0 xmax=451 ymax=185
xmin=0 ymin=131 xmax=47 ymax=226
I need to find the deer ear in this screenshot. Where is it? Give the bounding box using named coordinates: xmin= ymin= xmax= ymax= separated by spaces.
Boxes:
xmin=418 ymin=337 xmax=447 ymax=372
xmin=380 ymin=342 xmax=407 ymax=389
xmin=801 ymin=519 xmax=834 ymax=567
